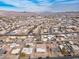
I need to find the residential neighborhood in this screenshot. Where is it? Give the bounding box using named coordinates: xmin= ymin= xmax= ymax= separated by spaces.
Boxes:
xmin=0 ymin=12 xmax=79 ymax=59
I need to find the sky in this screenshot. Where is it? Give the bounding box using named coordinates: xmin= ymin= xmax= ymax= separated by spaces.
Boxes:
xmin=0 ymin=0 xmax=79 ymax=12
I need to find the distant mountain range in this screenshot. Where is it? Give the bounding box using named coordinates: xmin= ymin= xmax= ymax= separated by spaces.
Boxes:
xmin=0 ymin=10 xmax=79 ymax=16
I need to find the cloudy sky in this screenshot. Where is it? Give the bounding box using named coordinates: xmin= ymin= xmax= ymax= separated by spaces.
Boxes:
xmin=0 ymin=0 xmax=79 ymax=12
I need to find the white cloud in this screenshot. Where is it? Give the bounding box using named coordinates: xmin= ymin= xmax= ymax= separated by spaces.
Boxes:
xmin=0 ymin=0 xmax=79 ymax=12
xmin=0 ymin=0 xmax=52 ymax=12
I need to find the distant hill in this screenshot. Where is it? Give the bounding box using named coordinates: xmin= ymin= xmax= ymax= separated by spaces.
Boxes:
xmin=0 ymin=10 xmax=79 ymax=17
